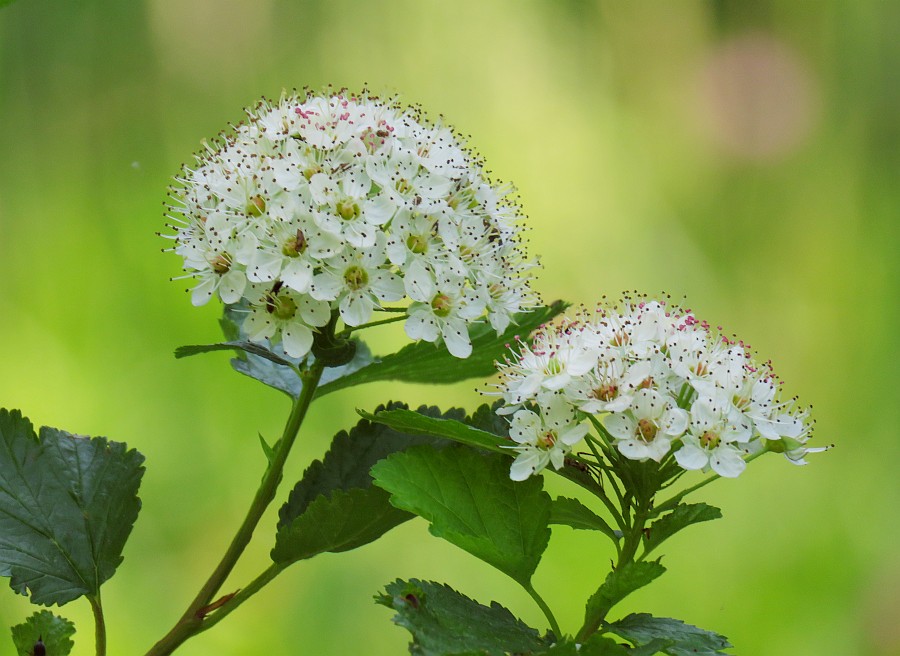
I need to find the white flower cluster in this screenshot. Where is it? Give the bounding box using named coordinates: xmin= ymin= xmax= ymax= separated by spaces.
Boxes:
xmin=165 ymin=90 xmax=537 ymax=359
xmin=494 ymin=297 xmax=824 ymax=481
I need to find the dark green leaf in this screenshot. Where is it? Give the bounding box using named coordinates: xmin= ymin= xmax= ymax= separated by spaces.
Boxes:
xmin=0 ymin=409 xmax=145 ymax=606
xmin=376 ymin=579 xmax=544 ymax=656
xmin=10 ymin=611 xmax=75 ymax=656
xmin=465 ymin=401 xmax=511 ymax=437
xmin=272 ymin=404 xmax=450 ymax=565
xmin=643 ymin=504 xmax=721 ymax=557
xmin=372 ymin=446 xmax=551 ymax=586
xmin=550 ymin=497 xmax=620 ymax=542
xmin=543 ymin=635 xmax=668 ymax=655
xmin=584 ymin=561 xmax=666 ymax=628
xmin=605 ymin=614 xmax=732 ymax=656
xmin=272 ymin=488 xmax=408 ymax=564
xmin=316 ymin=302 xmax=568 ymax=396
xmin=361 ymin=408 xmax=508 ymax=455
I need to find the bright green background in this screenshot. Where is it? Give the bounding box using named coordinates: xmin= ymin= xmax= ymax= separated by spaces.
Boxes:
xmin=1 ymin=2 xmax=897 ymax=655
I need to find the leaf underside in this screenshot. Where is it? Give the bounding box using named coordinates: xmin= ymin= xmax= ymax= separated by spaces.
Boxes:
xmin=0 ymin=409 xmax=144 ymax=606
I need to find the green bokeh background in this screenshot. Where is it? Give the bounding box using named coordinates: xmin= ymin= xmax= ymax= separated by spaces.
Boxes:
xmin=1 ymin=1 xmax=897 ymax=654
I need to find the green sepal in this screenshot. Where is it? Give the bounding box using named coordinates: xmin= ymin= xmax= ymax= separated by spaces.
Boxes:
xmin=0 ymin=409 xmax=144 ymax=606
xmin=584 ymin=561 xmax=666 ymax=629
xmin=372 ymin=446 xmax=551 ymax=587
xmin=10 ymin=611 xmax=75 ymax=656
xmin=642 ymin=503 xmax=721 ymax=557
xmin=604 ymin=613 xmax=732 ymax=656
xmin=376 ymin=579 xmax=544 ymax=656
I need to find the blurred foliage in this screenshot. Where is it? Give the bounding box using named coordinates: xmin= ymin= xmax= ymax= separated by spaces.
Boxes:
xmin=0 ymin=1 xmax=897 ymax=655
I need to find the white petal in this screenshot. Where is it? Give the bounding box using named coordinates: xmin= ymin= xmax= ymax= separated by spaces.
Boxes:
xmin=299 ymin=296 xmax=331 ymax=327
xmin=340 ymin=293 xmax=374 ymax=326
xmin=604 ymin=414 xmax=636 ymax=442
xmin=404 ymin=260 xmax=435 ymax=302
xmin=510 ymin=451 xmax=542 ymax=481
xmin=369 ymin=271 xmax=405 ymax=301
xmin=191 ymin=276 xmax=216 ymax=306
xmin=281 ymin=259 xmax=313 ymax=293
xmin=219 ymin=270 xmax=247 ymax=304
xmin=710 ymin=446 xmax=747 ymax=478
xmin=674 ymin=444 xmax=709 ymax=470
xmin=661 ymin=408 xmax=689 ymax=437
xmin=441 ymin=320 xmax=472 ymax=358
xmin=404 ymin=310 xmax=440 ymax=342
xmin=618 ymin=440 xmax=650 ymax=461
xmin=309 ymin=272 xmax=342 ymax=301
xmin=281 ymin=323 xmax=314 ymax=359
xmin=362 ymin=194 xmax=395 ymax=225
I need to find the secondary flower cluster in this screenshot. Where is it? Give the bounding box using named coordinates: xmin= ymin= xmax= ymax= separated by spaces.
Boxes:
xmin=494 ymin=297 xmax=823 ymax=480
xmin=165 ymin=89 xmax=536 ymax=359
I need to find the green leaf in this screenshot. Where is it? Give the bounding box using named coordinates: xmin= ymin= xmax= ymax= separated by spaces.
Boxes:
xmin=544 ymin=635 xmax=669 ymax=655
xmin=376 ymin=579 xmax=544 ymax=656
xmin=272 ymin=488 xmax=408 ymax=564
xmin=10 ymin=611 xmax=75 ymax=656
xmin=317 ymin=302 xmax=568 ymax=396
xmin=643 ymin=503 xmax=721 ymax=557
xmin=605 ymin=614 xmax=732 ymax=656
xmin=360 ymin=408 xmax=508 ymax=455
xmin=584 ymin=561 xmax=666 ymax=628
xmin=550 ymin=497 xmax=620 ymax=542
xmin=271 ymin=404 xmax=450 ymax=565
xmin=372 ymin=446 xmax=551 ymax=587
xmin=0 ymin=410 xmax=145 ymax=606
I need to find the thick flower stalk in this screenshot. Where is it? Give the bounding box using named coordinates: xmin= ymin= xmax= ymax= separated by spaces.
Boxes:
xmin=164 ymin=89 xmax=537 ymax=358
xmin=493 ymin=295 xmax=826 ymax=479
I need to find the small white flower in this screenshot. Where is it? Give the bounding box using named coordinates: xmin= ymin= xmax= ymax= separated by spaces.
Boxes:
xmin=507 ymin=395 xmax=589 ymax=480
xmin=604 ymin=389 xmax=688 ymax=462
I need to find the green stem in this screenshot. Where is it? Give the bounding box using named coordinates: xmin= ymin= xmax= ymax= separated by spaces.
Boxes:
xmin=653 ymin=450 xmax=765 ymax=517
xmin=575 ymin=503 xmax=650 ymax=643
xmin=145 ymin=362 xmax=325 ymax=656
xmin=343 ymin=314 xmax=408 ymax=333
xmin=525 ymin=584 xmax=562 ymax=639
xmin=89 ymin=594 xmax=106 ymax=656
xmin=196 ymin=564 xmax=284 ymax=635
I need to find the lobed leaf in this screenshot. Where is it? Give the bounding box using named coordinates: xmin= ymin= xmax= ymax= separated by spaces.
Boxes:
xmin=642 ymin=503 xmax=722 ymax=557
xmin=372 ymin=446 xmax=551 ymax=587
xmin=0 ymin=410 xmax=144 ymax=606
xmin=584 ymin=561 xmax=666 ymax=629
xmin=605 ymin=613 xmax=732 ymax=656
xmin=10 ymin=610 xmax=75 ymax=656
xmin=376 ymin=579 xmax=544 ymax=656
xmin=272 ymin=404 xmax=451 ymax=565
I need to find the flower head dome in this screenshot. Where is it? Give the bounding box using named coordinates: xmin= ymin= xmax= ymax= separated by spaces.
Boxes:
xmin=164 ymin=89 xmax=537 ymax=359
xmin=493 ymin=295 xmax=826 ymax=479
